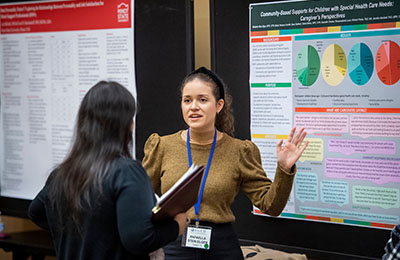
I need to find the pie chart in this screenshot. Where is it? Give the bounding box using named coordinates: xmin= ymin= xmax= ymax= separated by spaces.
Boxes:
xmin=321 ymin=44 xmax=347 ymax=86
xmin=375 ymin=41 xmax=400 ymax=85
xmin=348 ymin=43 xmax=374 ymax=86
xmin=296 ymin=45 xmax=320 ymax=86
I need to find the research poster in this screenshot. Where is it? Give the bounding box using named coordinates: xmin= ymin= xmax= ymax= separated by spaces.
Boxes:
xmin=0 ymin=0 xmax=135 ymax=199
xmin=250 ymin=0 xmax=399 ymax=229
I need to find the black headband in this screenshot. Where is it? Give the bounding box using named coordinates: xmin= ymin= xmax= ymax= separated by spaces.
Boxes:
xmin=188 ymin=66 xmax=225 ymax=100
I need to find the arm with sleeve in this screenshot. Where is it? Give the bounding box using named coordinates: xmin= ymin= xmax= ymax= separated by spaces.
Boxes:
xmin=143 ymin=132 xmax=296 ymax=222
xmin=28 ymin=187 xmax=50 ymax=230
xmin=142 ymin=133 xmax=163 ymax=193
xmin=29 ymin=158 xmax=179 ymax=256
xmin=113 ymin=159 xmax=179 ymax=255
xmin=238 ymin=140 xmax=296 ymax=216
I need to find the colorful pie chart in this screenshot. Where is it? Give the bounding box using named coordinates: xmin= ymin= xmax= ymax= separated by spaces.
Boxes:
xmin=296 ymin=45 xmax=320 ymax=86
xmin=375 ymin=41 xmax=400 ymax=85
xmin=321 ymin=44 xmax=347 ymax=86
xmin=348 ymin=43 xmax=374 ymax=86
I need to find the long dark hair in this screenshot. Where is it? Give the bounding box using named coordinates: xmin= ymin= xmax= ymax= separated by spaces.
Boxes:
xmin=181 ymin=67 xmax=235 ymax=136
xmin=48 ymin=81 xmax=136 ymax=231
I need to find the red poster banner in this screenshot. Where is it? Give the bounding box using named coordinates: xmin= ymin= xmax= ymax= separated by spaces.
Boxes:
xmin=0 ymin=0 xmax=132 ymax=34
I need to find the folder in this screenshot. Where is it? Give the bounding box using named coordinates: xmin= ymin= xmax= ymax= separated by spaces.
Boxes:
xmin=152 ymin=164 xmax=205 ymax=222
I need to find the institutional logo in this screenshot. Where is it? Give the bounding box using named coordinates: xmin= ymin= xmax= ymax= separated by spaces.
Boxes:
xmin=117 ymin=3 xmax=129 ymax=23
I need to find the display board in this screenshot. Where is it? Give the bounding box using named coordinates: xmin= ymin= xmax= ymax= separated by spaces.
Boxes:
xmin=249 ymin=0 xmax=400 ymax=230
xmin=0 ymin=0 xmax=136 ymax=201
xmin=0 ymin=0 xmax=193 ymax=218
xmin=211 ymin=0 xmax=394 ymax=259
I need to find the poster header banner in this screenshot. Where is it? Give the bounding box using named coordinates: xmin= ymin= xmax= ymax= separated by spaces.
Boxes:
xmin=250 ymin=0 xmax=398 ymax=32
xmin=0 ymin=0 xmax=132 ymax=34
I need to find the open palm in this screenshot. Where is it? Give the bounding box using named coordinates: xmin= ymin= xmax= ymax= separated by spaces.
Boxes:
xmin=276 ymin=127 xmax=308 ymax=172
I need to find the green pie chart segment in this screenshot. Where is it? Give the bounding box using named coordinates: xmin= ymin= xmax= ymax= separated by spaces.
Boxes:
xmin=296 ymin=45 xmax=320 ymax=86
xmin=348 ymin=43 xmax=374 ymax=86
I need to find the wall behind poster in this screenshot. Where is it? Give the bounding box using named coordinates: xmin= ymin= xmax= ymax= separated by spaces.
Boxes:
xmin=211 ymin=0 xmax=395 ymax=259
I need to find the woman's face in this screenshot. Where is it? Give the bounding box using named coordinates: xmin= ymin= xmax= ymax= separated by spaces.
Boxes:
xmin=181 ymin=78 xmax=224 ymax=133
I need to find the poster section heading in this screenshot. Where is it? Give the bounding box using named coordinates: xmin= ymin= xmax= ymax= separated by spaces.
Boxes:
xmin=0 ymin=0 xmax=132 ymax=34
xmin=251 ymin=0 xmax=398 ymax=31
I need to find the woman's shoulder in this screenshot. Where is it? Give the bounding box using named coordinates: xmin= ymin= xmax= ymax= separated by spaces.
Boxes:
xmin=117 ymin=156 xmax=141 ymax=167
xmin=109 ymin=157 xmax=148 ymax=184
xmin=105 ymin=158 xmax=154 ymax=199
xmin=146 ymin=131 xmax=181 ymax=142
xmin=144 ymin=131 xmax=182 ymax=150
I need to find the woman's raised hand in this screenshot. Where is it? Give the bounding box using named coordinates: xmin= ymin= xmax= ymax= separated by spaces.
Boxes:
xmin=276 ymin=127 xmax=308 ymax=172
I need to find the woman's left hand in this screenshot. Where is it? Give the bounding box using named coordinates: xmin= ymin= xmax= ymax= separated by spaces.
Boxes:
xmin=276 ymin=127 xmax=308 ymax=172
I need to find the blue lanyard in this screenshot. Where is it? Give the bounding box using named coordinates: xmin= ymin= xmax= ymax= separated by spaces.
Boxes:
xmin=187 ymin=128 xmax=217 ymax=226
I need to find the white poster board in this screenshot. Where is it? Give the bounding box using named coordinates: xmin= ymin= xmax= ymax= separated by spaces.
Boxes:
xmin=0 ymin=0 xmax=136 ymax=199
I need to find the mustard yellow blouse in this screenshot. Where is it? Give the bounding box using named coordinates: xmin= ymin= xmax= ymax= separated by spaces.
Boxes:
xmin=142 ymin=130 xmax=296 ymax=224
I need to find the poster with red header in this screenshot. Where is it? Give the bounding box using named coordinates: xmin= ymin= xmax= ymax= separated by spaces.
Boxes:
xmin=0 ymin=0 xmax=135 ymax=199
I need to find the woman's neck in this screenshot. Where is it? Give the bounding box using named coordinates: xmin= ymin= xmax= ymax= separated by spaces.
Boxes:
xmin=187 ymin=128 xmax=216 ymax=145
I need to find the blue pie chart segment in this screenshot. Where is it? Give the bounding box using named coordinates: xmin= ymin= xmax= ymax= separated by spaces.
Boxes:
xmin=348 ymin=43 xmax=374 ymax=86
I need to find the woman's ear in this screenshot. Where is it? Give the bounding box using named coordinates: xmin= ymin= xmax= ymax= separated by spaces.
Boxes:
xmin=217 ymin=99 xmax=224 ymax=114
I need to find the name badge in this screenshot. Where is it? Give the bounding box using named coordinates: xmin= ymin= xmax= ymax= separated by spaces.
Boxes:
xmin=181 ymin=225 xmax=212 ymax=250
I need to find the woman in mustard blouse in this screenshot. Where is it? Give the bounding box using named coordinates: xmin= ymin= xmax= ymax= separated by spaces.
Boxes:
xmin=142 ymin=67 xmax=308 ymax=260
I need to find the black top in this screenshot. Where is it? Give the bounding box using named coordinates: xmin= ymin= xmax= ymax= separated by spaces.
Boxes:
xmin=28 ymin=157 xmax=179 ymax=260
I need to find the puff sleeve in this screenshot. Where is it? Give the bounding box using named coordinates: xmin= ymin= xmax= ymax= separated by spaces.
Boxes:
xmin=142 ymin=133 xmax=163 ymax=192
xmin=239 ymin=140 xmax=296 ymax=216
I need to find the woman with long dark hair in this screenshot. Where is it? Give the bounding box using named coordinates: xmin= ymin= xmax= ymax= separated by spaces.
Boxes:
xmin=142 ymin=67 xmax=308 ymax=259
xmin=29 ymin=81 xmax=188 ymax=260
